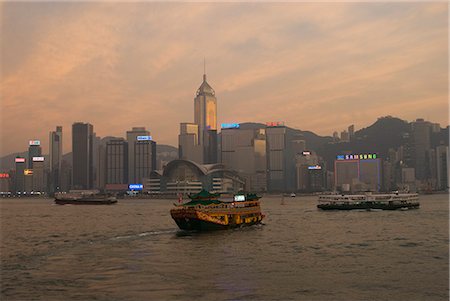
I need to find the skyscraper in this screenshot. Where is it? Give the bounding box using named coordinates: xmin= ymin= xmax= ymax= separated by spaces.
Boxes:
xmin=105 ymin=138 xmax=128 ymax=185
xmin=28 ymin=140 xmax=42 ymax=169
xmin=265 ymin=122 xmax=298 ymax=192
xmin=412 ymin=118 xmax=432 ymax=181
xmin=126 ymin=127 xmax=154 ymax=184
xmin=179 ymin=123 xmax=202 ymax=162
xmin=49 ymin=126 xmax=63 ymax=192
xmin=221 ymin=125 xmax=267 ymax=191
xmin=179 ymin=72 xmax=218 ymax=164
xmin=72 ymin=122 xmax=94 ymax=190
xmin=14 ymin=157 xmax=26 ymax=193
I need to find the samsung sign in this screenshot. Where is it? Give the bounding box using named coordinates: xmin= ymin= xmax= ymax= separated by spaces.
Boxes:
xmin=33 ymin=157 xmax=45 ymax=162
xmin=129 ymin=184 xmax=143 ymax=190
xmin=337 ymin=154 xmax=378 ymax=160
xmin=221 ymin=123 xmax=240 ymax=129
xmin=137 ymin=136 xmax=152 ymax=141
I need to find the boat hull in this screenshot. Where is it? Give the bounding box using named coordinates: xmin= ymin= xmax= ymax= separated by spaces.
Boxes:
xmin=54 ymin=198 xmax=117 ymax=205
xmin=317 ymin=202 xmax=420 ymax=210
xmin=172 ymin=217 xmax=262 ymax=231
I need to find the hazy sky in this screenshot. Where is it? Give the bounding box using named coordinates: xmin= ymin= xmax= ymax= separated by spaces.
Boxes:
xmin=1 ymin=2 xmax=448 ymax=156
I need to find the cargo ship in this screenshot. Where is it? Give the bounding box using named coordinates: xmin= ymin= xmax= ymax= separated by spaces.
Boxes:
xmin=317 ymin=192 xmax=419 ymax=210
xmin=170 ymin=190 xmax=264 ymax=231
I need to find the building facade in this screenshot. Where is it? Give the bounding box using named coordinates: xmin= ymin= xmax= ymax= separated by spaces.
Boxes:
xmin=28 ymin=140 xmax=42 ymax=169
xmin=179 ymin=73 xmax=218 ymax=164
xmin=72 ymin=122 xmax=94 ymax=190
xmin=221 ymin=125 xmax=267 ymax=192
xmin=49 ymin=126 xmax=63 ymax=192
xmin=334 ymin=153 xmax=381 ymax=192
xmin=105 ymin=138 xmax=128 ymax=186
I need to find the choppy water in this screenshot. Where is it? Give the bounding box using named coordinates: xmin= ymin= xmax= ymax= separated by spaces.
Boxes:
xmin=1 ymin=194 xmax=448 ymax=301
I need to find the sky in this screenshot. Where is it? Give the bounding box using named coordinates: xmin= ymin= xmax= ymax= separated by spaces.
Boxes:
xmin=1 ymin=2 xmax=448 ymax=156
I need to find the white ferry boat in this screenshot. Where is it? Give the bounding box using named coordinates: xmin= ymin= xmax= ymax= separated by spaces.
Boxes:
xmin=317 ymin=192 xmax=419 ymax=210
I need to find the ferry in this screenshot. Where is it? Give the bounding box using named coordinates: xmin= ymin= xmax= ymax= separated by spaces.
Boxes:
xmin=170 ymin=189 xmax=264 ymax=231
xmin=54 ymin=191 xmax=117 ymax=205
xmin=317 ymin=192 xmax=420 ymax=210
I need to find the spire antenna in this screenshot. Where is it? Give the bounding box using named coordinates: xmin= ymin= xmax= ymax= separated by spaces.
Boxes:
xmin=203 ymin=58 xmax=207 ymax=81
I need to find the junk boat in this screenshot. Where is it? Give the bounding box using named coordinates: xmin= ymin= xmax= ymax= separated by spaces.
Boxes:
xmin=54 ymin=191 xmax=117 ymax=205
xmin=317 ymin=192 xmax=419 ymax=210
xmin=170 ymin=189 xmax=265 ymax=231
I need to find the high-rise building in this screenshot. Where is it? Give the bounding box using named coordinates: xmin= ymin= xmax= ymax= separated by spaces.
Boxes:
xmin=221 ymin=125 xmax=267 ymax=192
xmin=105 ymin=138 xmax=128 ymax=185
xmin=348 ymin=124 xmax=355 ymax=140
xmin=334 ymin=153 xmax=381 ymax=192
xmin=179 ymin=123 xmax=202 ymax=162
xmin=14 ymin=157 xmax=26 ymax=193
xmin=32 ymin=157 xmax=45 ymax=192
xmin=49 ymin=126 xmax=63 ymax=192
xmin=72 ymin=122 xmax=94 ymax=190
xmin=265 ymin=122 xmax=298 ymax=192
xmin=412 ymin=118 xmax=432 ymax=181
xmin=179 ymin=72 xmax=218 ymax=164
xmin=340 ymin=130 xmax=349 ymax=142
xmin=28 ymin=140 xmax=42 ymax=169
xmin=126 ymin=127 xmax=155 ymax=184
xmin=436 ymin=145 xmax=449 ymax=190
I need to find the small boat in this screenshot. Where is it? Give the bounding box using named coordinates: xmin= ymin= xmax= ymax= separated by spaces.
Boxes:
xmin=317 ymin=192 xmax=419 ymax=210
xmin=170 ymin=189 xmax=264 ymax=231
xmin=54 ymin=192 xmax=117 ymax=205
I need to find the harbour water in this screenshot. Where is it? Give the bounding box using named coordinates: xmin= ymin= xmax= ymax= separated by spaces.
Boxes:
xmin=1 ymin=194 xmax=448 ymax=300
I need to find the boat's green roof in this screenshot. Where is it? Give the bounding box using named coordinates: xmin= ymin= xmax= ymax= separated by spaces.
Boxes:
xmin=183 ymin=199 xmax=222 ymax=206
xmin=188 ymin=189 xmax=221 ymax=200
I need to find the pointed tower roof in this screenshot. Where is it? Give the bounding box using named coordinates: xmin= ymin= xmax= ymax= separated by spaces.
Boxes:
xmin=196 ymin=74 xmax=215 ymax=97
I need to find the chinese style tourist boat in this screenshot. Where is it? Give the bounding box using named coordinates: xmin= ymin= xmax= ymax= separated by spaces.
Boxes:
xmin=170 ymin=189 xmax=265 ymax=231
xmin=317 ymin=192 xmax=420 ymax=210
xmin=54 ymin=191 xmax=117 ymax=205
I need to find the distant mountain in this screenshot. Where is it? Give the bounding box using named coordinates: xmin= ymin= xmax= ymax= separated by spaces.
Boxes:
xmin=237 ymin=122 xmax=333 ymax=151
xmin=316 ymin=116 xmax=411 ymax=166
xmin=157 ymin=144 xmax=178 ymax=153
xmin=0 ymin=151 xmax=28 ymax=171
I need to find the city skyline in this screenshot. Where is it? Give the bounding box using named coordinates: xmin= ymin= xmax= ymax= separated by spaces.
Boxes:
xmin=1 ymin=2 xmax=448 ymax=156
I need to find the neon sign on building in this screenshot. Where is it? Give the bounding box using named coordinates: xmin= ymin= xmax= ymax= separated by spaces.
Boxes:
xmin=336 ymin=153 xmax=378 ymax=160
xmin=221 ymin=123 xmax=240 ymax=129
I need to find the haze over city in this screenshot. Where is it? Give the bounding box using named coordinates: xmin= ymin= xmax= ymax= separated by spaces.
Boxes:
xmin=1 ymin=2 xmax=448 ymax=156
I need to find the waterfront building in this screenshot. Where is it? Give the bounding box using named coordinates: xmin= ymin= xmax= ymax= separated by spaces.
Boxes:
xmin=436 ymin=145 xmax=449 ymax=190
xmin=334 ymin=153 xmax=381 ymax=192
xmin=28 ymin=140 xmax=42 ymax=169
xmin=14 ymin=157 xmax=26 ymax=193
xmin=179 ymin=72 xmax=218 ymax=164
xmin=72 ymin=122 xmax=94 ymax=190
xmin=49 ymin=126 xmax=63 ymax=192
xmin=221 ymin=125 xmax=267 ymax=192
xmin=295 ymin=150 xmax=324 ymax=192
xmin=266 ymin=122 xmax=298 ymax=192
xmin=105 ymin=138 xmax=128 ymax=186
xmin=125 ymin=130 xmax=156 ymax=185
xmin=24 ymin=168 xmax=33 ymax=193
xmin=32 ymin=157 xmax=45 ymax=192
xmin=146 ymin=159 xmax=245 ymax=194
xmin=0 ymin=172 xmax=11 ymax=193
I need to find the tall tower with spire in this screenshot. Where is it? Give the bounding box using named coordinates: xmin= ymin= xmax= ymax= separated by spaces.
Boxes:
xmin=179 ymin=69 xmax=218 ymax=164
